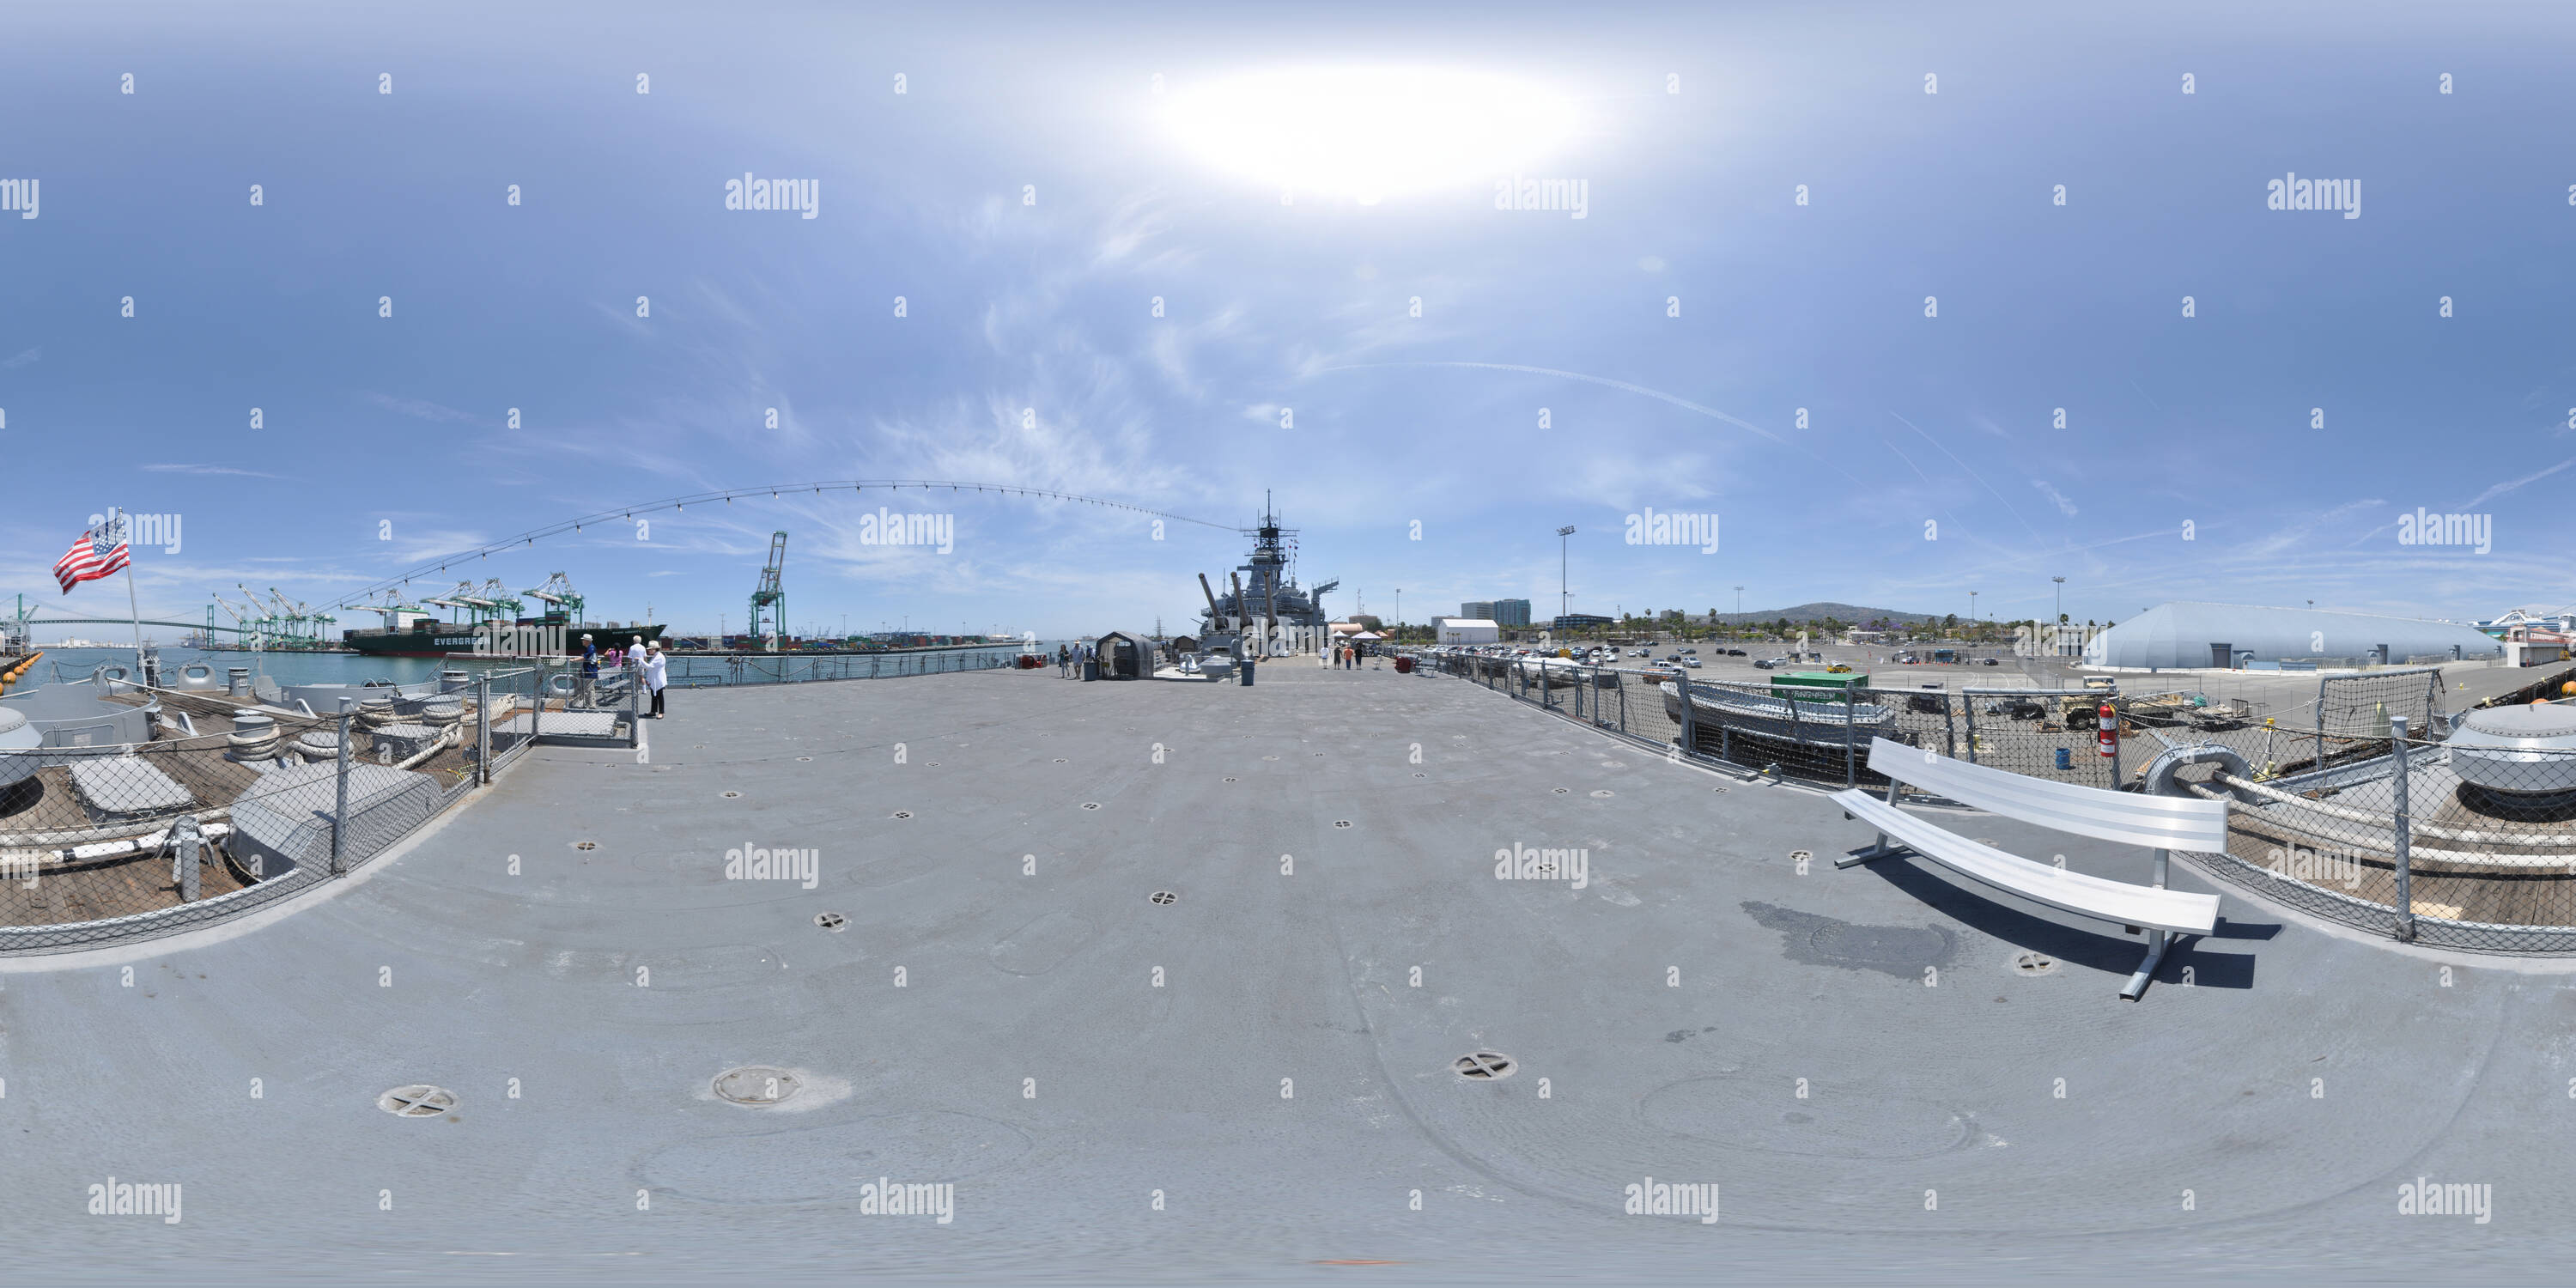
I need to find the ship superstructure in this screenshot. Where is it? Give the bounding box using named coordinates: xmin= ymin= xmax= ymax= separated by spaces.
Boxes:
xmin=1194 ymin=498 xmax=1337 ymax=655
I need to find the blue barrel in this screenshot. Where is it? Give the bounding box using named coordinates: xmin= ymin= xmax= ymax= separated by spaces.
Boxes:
xmin=2055 ymin=747 xmax=2072 ymax=770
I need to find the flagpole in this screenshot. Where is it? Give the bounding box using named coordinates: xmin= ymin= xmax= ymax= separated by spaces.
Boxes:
xmin=114 ymin=509 xmax=145 ymax=684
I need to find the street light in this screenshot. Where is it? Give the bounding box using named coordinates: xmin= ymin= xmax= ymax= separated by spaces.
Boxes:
xmin=2051 ymin=576 xmax=2067 ymax=656
xmin=1557 ymin=526 xmax=1577 ymax=621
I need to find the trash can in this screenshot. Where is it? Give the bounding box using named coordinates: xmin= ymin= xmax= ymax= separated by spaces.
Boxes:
xmin=1082 ymin=660 xmax=1099 ymax=681
xmin=1240 ymin=657 xmax=1256 ymax=686
xmin=2054 ymin=747 xmax=2072 ymax=770
xmin=1394 ymin=656 xmax=1414 ymax=674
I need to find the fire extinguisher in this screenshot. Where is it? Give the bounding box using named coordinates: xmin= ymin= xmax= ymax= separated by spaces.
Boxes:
xmin=2097 ymin=702 xmax=2117 ymax=758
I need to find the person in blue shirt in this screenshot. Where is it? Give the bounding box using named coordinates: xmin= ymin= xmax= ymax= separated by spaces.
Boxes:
xmin=577 ymin=633 xmax=598 ymax=709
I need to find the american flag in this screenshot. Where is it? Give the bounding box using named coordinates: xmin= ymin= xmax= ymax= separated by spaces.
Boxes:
xmin=52 ymin=519 xmax=131 ymax=595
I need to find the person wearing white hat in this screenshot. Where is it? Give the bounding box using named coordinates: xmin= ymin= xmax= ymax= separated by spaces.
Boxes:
xmin=576 ymin=633 xmax=598 ymax=709
xmin=644 ymin=641 xmax=668 ymax=718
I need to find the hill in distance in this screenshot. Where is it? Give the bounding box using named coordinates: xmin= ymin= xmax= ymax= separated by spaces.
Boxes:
xmin=1697 ymin=602 xmax=1947 ymax=627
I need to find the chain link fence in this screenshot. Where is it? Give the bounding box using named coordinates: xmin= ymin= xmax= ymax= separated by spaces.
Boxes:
xmin=0 ymin=646 xmax=1026 ymax=954
xmin=0 ymin=673 xmax=523 ymax=952
xmin=1404 ymin=647 xmax=2576 ymax=955
xmin=1413 ymin=652 xmax=2152 ymax=790
xmin=2161 ymin=702 xmax=2576 ymax=954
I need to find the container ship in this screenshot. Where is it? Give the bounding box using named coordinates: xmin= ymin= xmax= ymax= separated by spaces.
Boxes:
xmin=337 ymin=575 xmax=665 ymax=658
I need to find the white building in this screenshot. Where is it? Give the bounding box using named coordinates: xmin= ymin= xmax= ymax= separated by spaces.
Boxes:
xmin=1437 ymin=618 xmax=1500 ymax=645
xmin=2014 ymin=622 xmax=2106 ymax=659
xmin=2081 ymin=601 xmax=2502 ymax=670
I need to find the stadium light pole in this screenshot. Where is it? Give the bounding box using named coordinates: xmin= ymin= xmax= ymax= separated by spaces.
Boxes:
xmin=1557 ymin=526 xmax=1576 ymax=621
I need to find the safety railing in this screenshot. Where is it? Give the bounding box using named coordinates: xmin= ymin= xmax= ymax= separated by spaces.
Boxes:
xmin=1404 ymin=647 xmax=2576 ymax=955
xmin=0 ymin=668 xmax=555 ymax=954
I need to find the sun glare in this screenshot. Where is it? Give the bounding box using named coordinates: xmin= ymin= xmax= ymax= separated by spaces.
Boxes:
xmin=1163 ymin=66 xmax=1576 ymax=206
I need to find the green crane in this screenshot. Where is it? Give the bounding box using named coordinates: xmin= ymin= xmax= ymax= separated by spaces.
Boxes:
xmin=749 ymin=531 xmax=787 ymax=652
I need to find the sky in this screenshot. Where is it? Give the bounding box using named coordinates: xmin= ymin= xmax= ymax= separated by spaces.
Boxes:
xmin=4 ymin=0 xmax=2574 ymax=642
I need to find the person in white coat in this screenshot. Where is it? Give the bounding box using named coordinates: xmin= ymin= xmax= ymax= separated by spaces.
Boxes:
xmin=643 ymin=641 xmax=668 ymax=718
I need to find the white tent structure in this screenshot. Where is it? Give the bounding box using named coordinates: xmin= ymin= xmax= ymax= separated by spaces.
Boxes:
xmin=2083 ymin=601 xmax=2503 ymax=670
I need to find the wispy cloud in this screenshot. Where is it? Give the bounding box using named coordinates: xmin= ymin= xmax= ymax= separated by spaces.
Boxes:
xmin=1890 ymin=412 xmax=2044 ymax=544
xmin=2463 ymin=454 xmax=2576 ymax=509
xmin=2 ymin=346 xmax=38 ymax=369
xmin=142 ymin=463 xmax=279 ymax=478
xmin=1316 ymin=361 xmax=1859 ymax=485
xmin=2030 ymin=479 xmax=2079 ymax=517
xmin=363 ymin=392 xmax=479 ymax=423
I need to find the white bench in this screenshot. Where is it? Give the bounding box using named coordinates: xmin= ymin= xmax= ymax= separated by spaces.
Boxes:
xmin=1834 ymin=737 xmax=2227 ymax=999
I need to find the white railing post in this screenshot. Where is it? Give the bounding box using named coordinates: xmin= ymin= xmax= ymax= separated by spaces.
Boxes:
xmin=2391 ymin=714 xmax=2415 ymax=942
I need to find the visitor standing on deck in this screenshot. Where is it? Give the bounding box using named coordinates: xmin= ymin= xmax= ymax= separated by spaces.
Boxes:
xmin=577 ymin=634 xmax=598 ymax=708
xmin=644 ymin=641 xmax=667 ymax=718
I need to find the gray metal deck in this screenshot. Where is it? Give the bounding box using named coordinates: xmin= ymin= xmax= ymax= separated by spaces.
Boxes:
xmin=0 ymin=661 xmax=2564 ymax=1281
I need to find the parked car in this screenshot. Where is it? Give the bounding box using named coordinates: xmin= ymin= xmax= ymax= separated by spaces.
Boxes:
xmin=1753 ymin=658 xmax=1777 ymax=670
xmin=1726 ymin=648 xmax=1746 ymax=656
xmin=1682 ymin=658 xmax=1702 ymax=668
xmin=1980 ymin=658 xmax=2002 ymax=666
xmin=1825 ymin=663 xmax=1853 ymax=673
xmin=1681 ymin=647 xmax=1697 ymax=654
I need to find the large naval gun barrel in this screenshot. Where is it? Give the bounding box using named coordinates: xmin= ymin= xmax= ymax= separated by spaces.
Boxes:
xmin=1199 ymin=573 xmax=1224 ymax=627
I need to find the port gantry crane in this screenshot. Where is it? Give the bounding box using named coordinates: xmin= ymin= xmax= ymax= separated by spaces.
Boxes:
xmin=209 ymin=592 xmax=264 ymax=648
xmin=519 ymin=573 xmax=586 ymax=626
xmin=232 ymin=585 xmax=288 ymax=647
xmin=357 ymin=588 xmax=426 ymax=631
xmin=270 ymin=589 xmax=334 ymax=646
xmin=248 ymin=587 xmax=300 ymax=645
xmin=474 ymin=579 xmax=525 ymax=622
xmin=421 ymin=580 xmax=495 ymax=626
xmin=748 ymin=531 xmax=787 ymax=652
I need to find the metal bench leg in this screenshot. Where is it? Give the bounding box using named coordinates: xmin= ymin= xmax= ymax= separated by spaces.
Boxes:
xmin=2120 ymin=929 xmax=2168 ymax=1000
xmin=1836 ymin=779 xmax=1907 ymax=868
xmin=2120 ymin=848 xmax=2175 ymax=999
